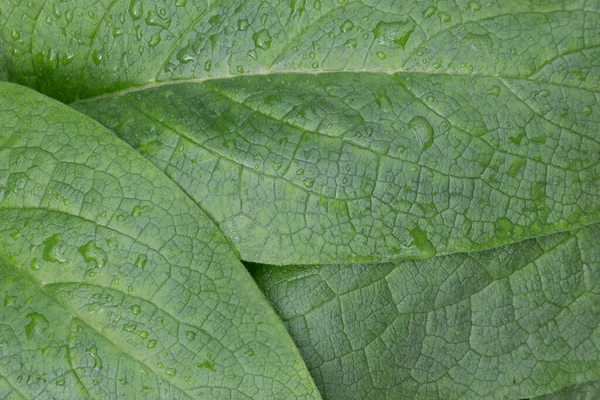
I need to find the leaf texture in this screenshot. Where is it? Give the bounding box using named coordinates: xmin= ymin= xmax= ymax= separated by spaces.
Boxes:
xmin=0 ymin=83 xmax=320 ymax=399
xmin=2 ymin=1 xmax=599 ymax=264
xmin=251 ymin=223 xmax=600 ymax=399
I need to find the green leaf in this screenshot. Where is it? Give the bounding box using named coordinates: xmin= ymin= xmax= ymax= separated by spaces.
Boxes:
xmin=250 ymin=223 xmax=600 ymax=399
xmin=532 ymin=379 xmax=600 ymax=400
xmin=5 ymin=1 xmax=598 ymax=264
xmin=0 ymin=82 xmax=320 ymax=399
xmin=73 ymin=69 xmax=600 ymax=264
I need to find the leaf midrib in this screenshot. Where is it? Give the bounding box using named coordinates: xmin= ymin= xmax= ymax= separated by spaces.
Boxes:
xmin=70 ymin=65 xmax=600 ymax=105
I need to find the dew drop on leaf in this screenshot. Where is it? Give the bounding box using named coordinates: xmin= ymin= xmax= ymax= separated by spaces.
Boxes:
xmin=252 ymin=29 xmax=272 ymax=50
xmin=128 ymin=0 xmax=143 ymax=20
xmin=409 ymin=116 xmax=434 ymax=151
xmin=77 ymin=241 xmax=107 ymax=268
xmin=145 ymin=10 xmax=171 ymax=29
xmin=407 ymin=226 xmax=436 ymax=258
xmin=238 ymin=19 xmax=249 ymax=31
xmin=135 ymin=253 xmax=148 ymax=269
xmin=42 ymin=233 xmax=66 ymax=263
xmin=25 ymin=312 xmax=49 ymax=340
xmin=372 ymin=18 xmax=416 ymax=48
xmin=340 ymin=19 xmax=354 ymax=33
xmin=91 ymin=49 xmax=103 ymax=65
xmin=344 ymin=38 xmax=358 ymax=49
xmin=148 ymin=35 xmax=161 ymax=47
xmin=468 ymin=1 xmax=481 ymax=11
xmin=130 ymin=305 xmax=141 ymax=315
xmin=423 ymin=6 xmax=436 ymax=19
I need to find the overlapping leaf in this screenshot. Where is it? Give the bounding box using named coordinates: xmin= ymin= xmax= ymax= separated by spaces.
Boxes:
xmin=251 ymin=223 xmax=600 ymax=399
xmin=0 ymin=83 xmax=320 ymax=399
xmin=1 ymin=0 xmax=600 ymax=399
xmin=2 ymin=1 xmax=600 ymax=264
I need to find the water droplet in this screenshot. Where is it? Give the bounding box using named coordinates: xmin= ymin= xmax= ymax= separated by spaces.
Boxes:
xmin=468 ymin=1 xmax=481 ymax=11
xmin=372 ymin=18 xmax=416 ymax=48
xmin=487 ymin=85 xmax=501 ymax=97
xmin=510 ymin=128 xmax=527 ymax=145
xmin=92 ymin=49 xmax=104 ymax=65
xmin=290 ymin=0 xmax=306 ymax=17
xmin=186 ymin=331 xmax=196 ymax=341
xmin=344 ymin=38 xmax=358 ymax=49
xmin=376 ymin=88 xmax=392 ymax=111
xmin=147 ymin=339 xmax=157 ymax=348
xmin=176 ymin=46 xmax=195 ymax=63
xmin=10 ymin=29 xmax=20 ymax=40
xmin=583 ymin=106 xmax=592 ymax=116
xmin=135 ymin=254 xmax=148 ymax=269
xmin=148 ymin=35 xmax=161 ymax=47
xmin=313 ymin=0 xmax=321 ymax=10
xmin=78 ymin=241 xmax=107 ymax=268
xmin=253 ymin=29 xmax=272 ymax=50
xmin=204 ymin=59 xmax=212 ymax=71
xmin=407 ymin=226 xmax=436 ymax=258
xmin=128 ymin=0 xmax=143 ymax=20
xmin=296 ymin=168 xmax=305 ymax=176
xmin=61 ymin=52 xmax=75 ymax=65
xmin=123 ymin=322 xmax=137 ymax=332
xmin=166 ymin=368 xmax=177 ymax=376
xmin=86 ymin=345 xmax=103 ymax=370
xmin=340 ymin=19 xmax=354 ymax=33
xmin=438 ymin=12 xmax=451 ymax=22
xmin=25 ymin=312 xmax=49 ymax=340
xmin=303 ymin=179 xmax=315 ymax=188
xmin=409 ymin=116 xmax=434 ymax=151
xmin=3 ymin=295 xmax=16 ymax=307
xmin=42 ymin=234 xmax=66 ymax=263
xmin=376 ymin=51 xmax=386 ymax=59
xmin=423 ymin=6 xmax=436 ymax=19
xmin=238 ymin=19 xmax=249 ymax=31
xmin=236 ymin=65 xmax=244 ymax=73
xmin=197 ymin=361 xmax=216 ymax=371
xmin=130 ymin=305 xmax=141 ymax=315
xmin=55 ymin=378 xmax=65 ymax=386
xmin=30 ymin=258 xmax=40 ymax=271
xmin=137 ymin=330 xmax=148 ymax=339
xmin=175 ymin=0 xmax=187 ymax=6
xmin=145 ymin=10 xmax=171 ymax=29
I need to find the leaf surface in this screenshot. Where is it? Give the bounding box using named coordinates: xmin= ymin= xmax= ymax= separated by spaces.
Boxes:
xmin=532 ymin=379 xmax=600 ymax=400
xmin=251 ymin=223 xmax=600 ymax=399
xmin=2 ymin=1 xmax=600 ymax=264
xmin=73 ymin=69 xmax=600 ymax=264
xmin=0 ymin=82 xmax=320 ymax=399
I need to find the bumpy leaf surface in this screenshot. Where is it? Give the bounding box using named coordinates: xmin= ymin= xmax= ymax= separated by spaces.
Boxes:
xmin=533 ymin=379 xmax=600 ymax=400
xmin=2 ymin=1 xmax=600 ymax=264
xmin=0 ymin=83 xmax=320 ymax=399
xmin=251 ymin=223 xmax=600 ymax=399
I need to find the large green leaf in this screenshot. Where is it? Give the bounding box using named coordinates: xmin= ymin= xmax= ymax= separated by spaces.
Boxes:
xmin=532 ymin=379 xmax=600 ymax=400
xmin=1 ymin=1 xmax=599 ymax=264
xmin=74 ymin=71 xmax=600 ymax=265
xmin=0 ymin=82 xmax=320 ymax=399
xmin=251 ymin=223 xmax=600 ymax=399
